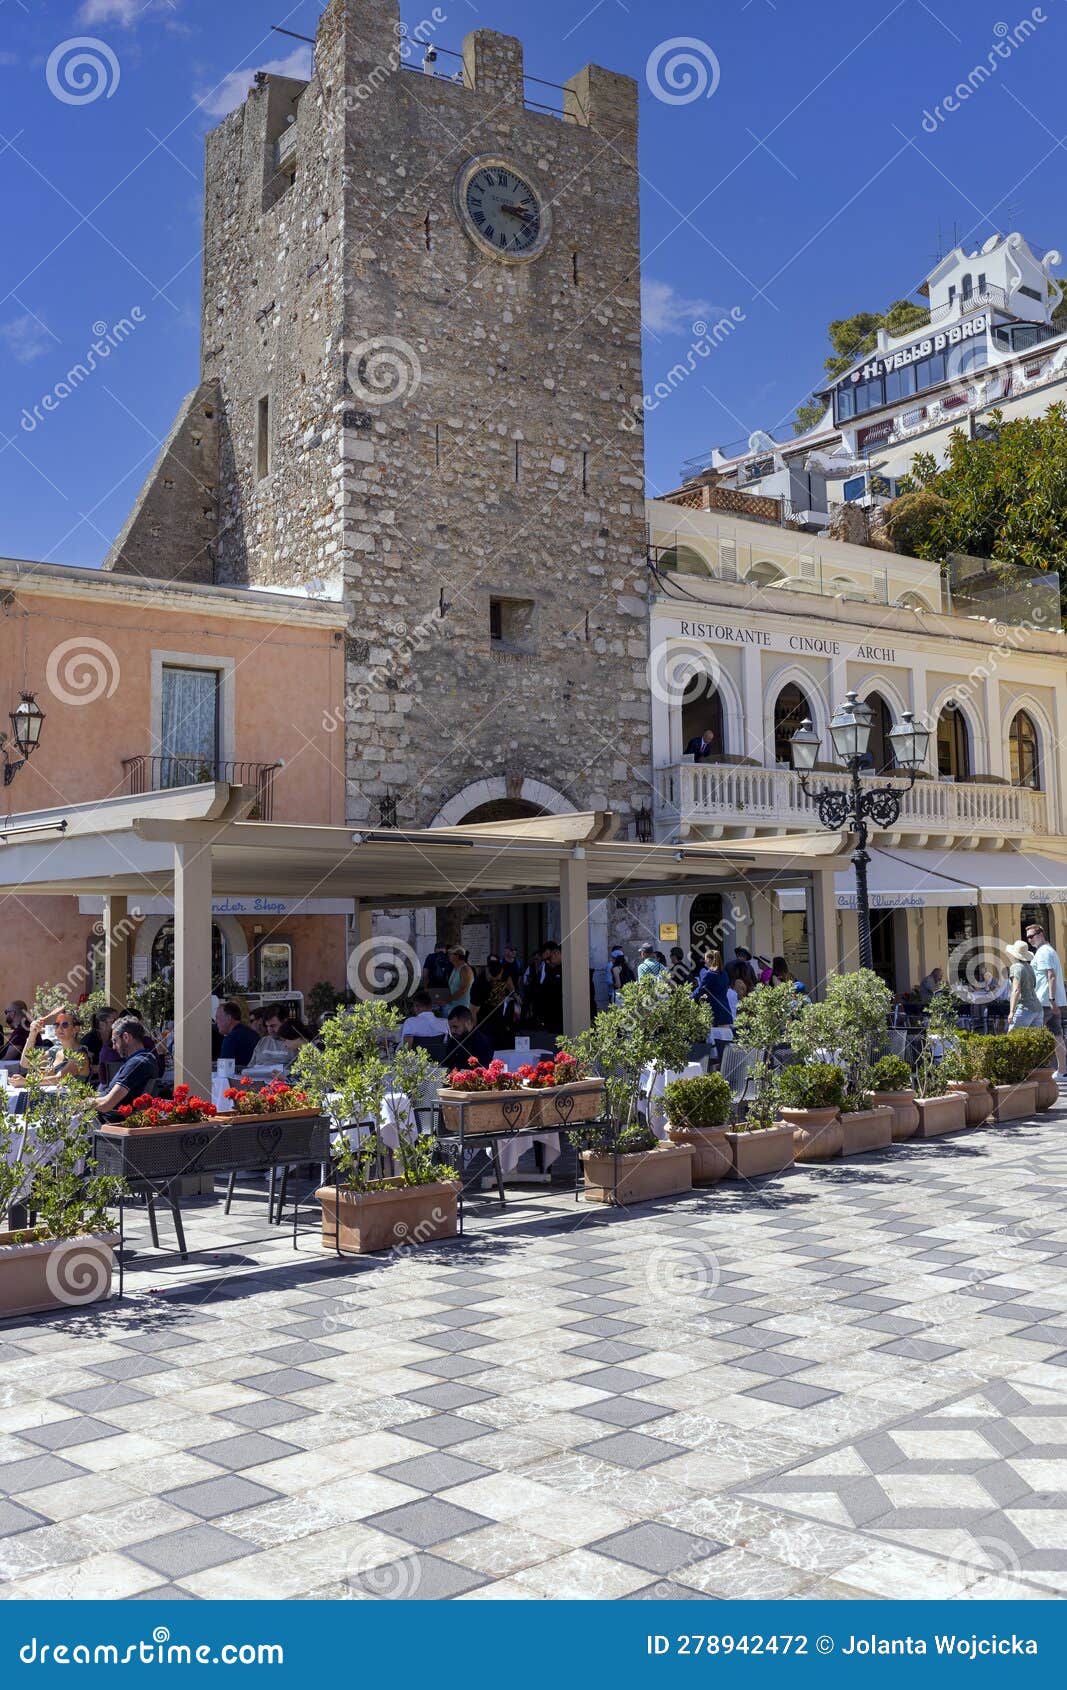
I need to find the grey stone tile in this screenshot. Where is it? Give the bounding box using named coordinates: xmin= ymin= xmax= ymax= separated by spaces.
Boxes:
xmin=115 ymin=1331 xmax=198 ymax=1354
xmin=624 ymin=1581 xmax=716 ymax=1599
xmin=390 ymin=1415 xmax=494 ymax=1449
xmin=220 ymin=1401 xmax=314 ymax=1432
xmin=575 ymin=1431 xmax=685 ymax=1469
xmin=22 ymin=1417 xmax=123 ymax=1451
xmin=129 ymin=1584 xmax=201 ymax=1600
xmin=874 ymin=1338 xmax=960 ymax=1361
xmin=0 ymin=1455 xmax=87 ymax=1495
xmin=347 ymin=1552 xmax=487 ymax=1600
xmin=744 ymin=1380 xmax=838 ymax=1407
xmin=412 ymin=1331 xmax=494 ymax=1353
xmin=197 ymin=1433 xmax=304 ymax=1471
xmin=727 ymin=1352 xmax=813 ymax=1378
xmin=566 ymin=1340 xmax=650 ymax=1364
xmin=252 ymin=1342 xmax=342 ymax=1366
xmin=425 ymin=1310 xmax=492 ymax=1329
xmin=364 ymin=1497 xmax=494 ymax=1548
xmin=379 ymin=1453 xmax=494 ymax=1492
xmin=238 ymin=1368 xmax=326 ymax=1395
xmin=87 ymin=1355 xmax=171 ymax=1381
xmin=408 ymin=1355 xmax=494 ymax=1380
xmin=161 ymin=1476 xmax=283 ymax=1520
xmin=0 ymin=1498 xmax=49 ymax=1535
xmin=54 ymin=1384 xmax=152 ymax=1414
xmin=575 ymin=1366 xmax=661 ymax=1393
xmin=126 ymin=1525 xmax=256 ymax=1579
xmin=573 ymin=1397 xmax=672 ymax=1428
xmin=401 ymin=1384 xmax=494 ymax=1411
xmin=563 ymin=1317 xmax=641 ymax=1337
xmin=592 ymin=1522 xmax=724 ymax=1575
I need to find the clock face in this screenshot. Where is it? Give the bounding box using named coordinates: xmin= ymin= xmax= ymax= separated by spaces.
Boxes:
xmin=455 ymin=157 xmax=551 ymax=263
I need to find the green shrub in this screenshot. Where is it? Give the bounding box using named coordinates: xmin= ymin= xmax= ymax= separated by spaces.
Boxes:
xmin=616 ymin=1122 xmax=659 ymax=1155
xmin=662 ymin=1073 xmax=732 ymax=1130
xmin=962 ymin=1029 xmax=1055 ymax=1086
xmin=869 ymin=1054 xmax=912 ymax=1092
xmin=778 ymin=1062 xmax=846 ymax=1112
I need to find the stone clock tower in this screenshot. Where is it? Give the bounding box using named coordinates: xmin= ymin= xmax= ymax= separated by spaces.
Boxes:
xmin=109 ymin=0 xmax=649 ymax=862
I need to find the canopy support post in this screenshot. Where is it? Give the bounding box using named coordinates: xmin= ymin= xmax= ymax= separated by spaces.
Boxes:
xmin=173 ymin=842 xmax=213 ymax=1099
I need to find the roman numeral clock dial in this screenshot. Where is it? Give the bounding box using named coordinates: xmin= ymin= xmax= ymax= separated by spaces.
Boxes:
xmin=454 ymin=156 xmax=551 ymax=264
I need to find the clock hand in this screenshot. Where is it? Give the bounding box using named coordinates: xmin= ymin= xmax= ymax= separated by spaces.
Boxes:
xmin=501 ymin=202 xmax=536 ymax=223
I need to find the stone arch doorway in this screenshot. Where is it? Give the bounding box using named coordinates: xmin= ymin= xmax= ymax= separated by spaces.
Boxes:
xmin=132 ymin=913 xmax=250 ymax=988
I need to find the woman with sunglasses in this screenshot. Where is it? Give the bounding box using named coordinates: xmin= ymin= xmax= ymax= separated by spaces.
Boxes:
xmin=9 ymin=1006 xmax=91 ymax=1088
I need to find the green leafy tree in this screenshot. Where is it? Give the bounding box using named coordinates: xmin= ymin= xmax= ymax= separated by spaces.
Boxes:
xmin=794 ymin=299 xmax=929 ymax=433
xmin=885 ymin=405 xmax=1067 ymax=611
xmin=558 ymin=978 xmax=711 ymax=1130
xmin=731 ymin=981 xmax=803 ymax=1127
xmin=791 ymin=969 xmax=894 ymax=1109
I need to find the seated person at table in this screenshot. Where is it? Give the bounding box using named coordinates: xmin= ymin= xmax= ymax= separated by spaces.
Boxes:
xmin=250 ymin=1005 xmax=308 ymax=1068
xmin=8 ymin=1006 xmax=91 ymax=1087
xmin=215 ymin=1000 xmax=259 ymax=1068
xmin=2 ymin=1001 xmax=32 ymax=1060
xmin=93 ymin=1017 xmax=159 ymax=1120
xmin=400 ymin=992 xmax=450 ymax=1045
xmin=82 ymin=1007 xmax=119 ymax=1078
xmin=441 ymin=1006 xmax=493 ymax=1071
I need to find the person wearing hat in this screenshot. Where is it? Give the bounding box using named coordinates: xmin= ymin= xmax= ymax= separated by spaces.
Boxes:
xmin=609 ymin=946 xmax=635 ymax=998
xmin=1006 ymin=939 xmax=1043 ymax=1030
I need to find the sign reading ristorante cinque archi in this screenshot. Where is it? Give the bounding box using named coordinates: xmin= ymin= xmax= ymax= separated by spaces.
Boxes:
xmin=668 ymin=618 xmax=897 ymax=665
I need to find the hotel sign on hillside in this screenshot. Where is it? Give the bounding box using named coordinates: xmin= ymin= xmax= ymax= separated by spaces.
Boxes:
xmin=666 ymin=618 xmax=898 ymax=665
xmin=843 ymin=313 xmax=989 ymax=388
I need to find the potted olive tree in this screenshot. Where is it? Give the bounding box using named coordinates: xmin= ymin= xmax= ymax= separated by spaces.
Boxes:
xmin=868 ymin=1053 xmax=920 ymax=1140
xmin=912 ymin=986 xmax=968 ymax=1136
xmin=294 ymin=1001 xmax=457 ymax=1251
xmin=790 ymin=969 xmax=895 ymax=1155
xmin=778 ymin=1062 xmax=846 ymax=1161
xmin=663 ymin=1072 xmax=732 ymax=1185
xmin=725 ymin=982 xmax=798 ymax=1180
xmin=0 ymin=1078 xmax=124 ymax=1318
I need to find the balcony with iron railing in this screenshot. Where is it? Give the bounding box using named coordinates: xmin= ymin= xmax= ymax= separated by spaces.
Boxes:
xmin=655 ymin=760 xmax=1048 ymax=844
xmin=122 ymin=755 xmax=281 ymax=820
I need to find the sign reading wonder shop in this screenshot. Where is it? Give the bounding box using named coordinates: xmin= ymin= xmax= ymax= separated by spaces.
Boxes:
xmin=667 ymin=618 xmax=897 ymax=665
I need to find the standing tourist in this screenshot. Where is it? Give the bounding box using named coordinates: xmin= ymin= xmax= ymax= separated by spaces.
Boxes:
xmin=445 ymin=947 xmax=475 ymax=1013
xmin=1024 ymin=920 xmax=1067 ymax=1074
xmin=1006 ymin=940 xmax=1043 ymax=1030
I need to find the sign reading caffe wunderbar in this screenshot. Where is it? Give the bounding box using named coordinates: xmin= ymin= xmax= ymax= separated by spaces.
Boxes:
xmin=665 ymin=617 xmax=898 ymax=665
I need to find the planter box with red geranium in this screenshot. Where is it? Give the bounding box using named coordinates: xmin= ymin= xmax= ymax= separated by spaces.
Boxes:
xmin=98 ymin=1084 xmax=329 ymax=1184
xmin=221 ymin=1076 xmax=320 ymax=1126
xmin=437 ymin=1055 xmax=602 ymax=1135
xmin=513 ymin=1055 xmax=605 ymax=1129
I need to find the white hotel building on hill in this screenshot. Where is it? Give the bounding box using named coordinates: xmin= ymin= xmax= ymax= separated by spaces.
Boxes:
xmin=644 ymin=502 xmax=1067 ymax=991
xmin=642 ymin=230 xmax=1067 ymax=990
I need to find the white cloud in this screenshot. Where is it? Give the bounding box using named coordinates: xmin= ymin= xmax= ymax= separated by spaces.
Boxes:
xmin=641 ymin=277 xmax=726 ymax=336
xmin=1 ymin=315 xmax=53 ymax=363
xmin=197 ymin=46 xmax=313 ymax=120
xmin=79 ymin=0 xmax=177 ymax=24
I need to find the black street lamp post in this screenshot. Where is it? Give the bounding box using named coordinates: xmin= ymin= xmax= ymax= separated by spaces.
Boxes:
xmin=1 ymin=692 xmax=46 ymax=787
xmin=789 ymin=692 xmax=931 ymax=971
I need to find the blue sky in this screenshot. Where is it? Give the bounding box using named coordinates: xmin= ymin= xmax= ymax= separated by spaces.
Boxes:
xmin=2 ymin=0 xmax=1067 ymax=566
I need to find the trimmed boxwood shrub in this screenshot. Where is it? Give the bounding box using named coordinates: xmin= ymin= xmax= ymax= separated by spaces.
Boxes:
xmin=615 ymin=1122 xmax=659 ymax=1155
xmin=662 ymin=1073 xmax=732 ymax=1130
xmin=778 ymin=1062 xmax=846 ymax=1112
xmin=869 ymin=1054 xmax=912 ymax=1092
xmin=963 ymin=1029 xmax=1055 ymax=1086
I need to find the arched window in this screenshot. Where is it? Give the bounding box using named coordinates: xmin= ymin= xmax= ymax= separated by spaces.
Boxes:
xmin=682 ymin=675 xmax=725 ymax=760
xmin=863 ymin=692 xmax=896 ymax=774
xmin=151 ymin=919 xmax=230 ymax=986
xmin=1009 ymin=710 xmax=1040 ymax=789
xmin=659 ymin=544 xmax=709 ymax=578
xmin=936 ymin=703 xmax=971 ymax=780
xmin=773 ymin=682 xmax=813 ymax=767
xmin=745 ymin=561 xmax=786 ymax=588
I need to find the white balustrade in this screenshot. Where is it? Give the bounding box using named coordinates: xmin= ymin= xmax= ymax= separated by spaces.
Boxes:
xmin=656 ymin=762 xmax=1047 ymax=838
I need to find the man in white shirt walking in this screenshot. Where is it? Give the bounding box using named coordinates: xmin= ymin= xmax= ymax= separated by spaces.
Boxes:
xmin=1024 ymin=920 xmax=1067 ymax=1077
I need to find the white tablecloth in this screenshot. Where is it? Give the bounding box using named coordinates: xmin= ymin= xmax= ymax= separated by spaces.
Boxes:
xmin=491 ymin=1048 xmax=554 ymax=1071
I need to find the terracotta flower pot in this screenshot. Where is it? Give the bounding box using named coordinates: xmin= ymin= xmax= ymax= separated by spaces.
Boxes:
xmin=781 ymin=1106 xmax=842 ymax=1162
xmin=1028 ymin=1067 xmax=1058 ymax=1111
xmin=992 ymin=1081 xmax=1038 ymax=1123
xmin=438 ymin=1088 xmax=539 ymax=1134
xmin=916 ymin=1093 xmax=968 ymax=1137
xmin=841 ymin=1105 xmax=894 ymax=1156
xmin=724 ymin=1123 xmax=795 ymax=1180
xmin=581 ymin=1142 xmax=692 ymax=1205
xmin=529 ymin=1079 xmax=606 ymax=1129
xmin=0 ymin=1230 xmax=118 ymax=1319
xmin=870 ymin=1088 xmax=920 ymax=1141
xmin=946 ymin=1079 xmax=993 ymax=1127
xmin=316 ymin=1179 xmax=459 ymax=1255
xmin=666 ymin=1122 xmax=731 ymax=1185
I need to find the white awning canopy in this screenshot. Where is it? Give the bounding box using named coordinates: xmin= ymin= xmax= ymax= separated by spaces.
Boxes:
xmin=778 ymin=846 xmax=1067 ymax=912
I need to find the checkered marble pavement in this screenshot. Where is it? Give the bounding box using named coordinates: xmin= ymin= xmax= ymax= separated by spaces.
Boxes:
xmin=2 ymin=1106 xmax=1067 ymax=1601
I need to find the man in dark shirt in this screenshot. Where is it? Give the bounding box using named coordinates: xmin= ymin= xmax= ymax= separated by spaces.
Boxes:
xmin=94 ymin=1017 xmax=160 ymax=1121
xmin=215 ymin=1001 xmax=258 ymax=1067
xmin=441 ymin=1007 xmax=494 ymax=1071
xmin=684 ymin=726 xmax=718 ymax=763
xmin=2 ymin=1001 xmax=31 ymax=1060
